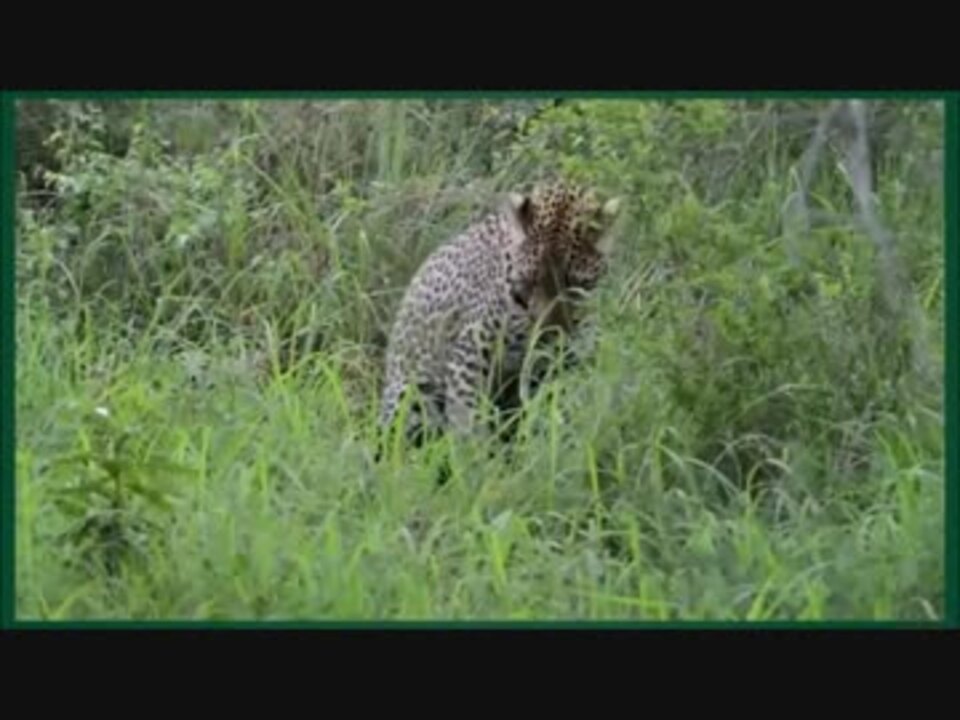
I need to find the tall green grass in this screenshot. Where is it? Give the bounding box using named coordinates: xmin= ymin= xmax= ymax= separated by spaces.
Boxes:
xmin=14 ymin=98 xmax=945 ymax=620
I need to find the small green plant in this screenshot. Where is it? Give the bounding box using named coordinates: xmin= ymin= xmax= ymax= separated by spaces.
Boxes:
xmin=47 ymin=401 xmax=191 ymax=578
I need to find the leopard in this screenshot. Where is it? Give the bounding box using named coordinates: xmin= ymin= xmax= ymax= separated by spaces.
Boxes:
xmin=376 ymin=179 xmax=622 ymax=458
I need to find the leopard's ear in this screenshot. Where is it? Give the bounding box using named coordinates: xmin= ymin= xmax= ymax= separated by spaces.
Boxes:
xmin=508 ymin=191 xmax=533 ymax=227
xmin=602 ymin=197 xmax=622 ymax=219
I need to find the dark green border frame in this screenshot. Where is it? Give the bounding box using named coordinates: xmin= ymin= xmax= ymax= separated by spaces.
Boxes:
xmin=0 ymin=90 xmax=955 ymax=631
xmin=2 ymin=93 xmax=15 ymax=629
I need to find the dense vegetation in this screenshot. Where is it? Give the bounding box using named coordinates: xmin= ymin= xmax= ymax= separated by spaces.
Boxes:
xmin=14 ymin=98 xmax=945 ymax=620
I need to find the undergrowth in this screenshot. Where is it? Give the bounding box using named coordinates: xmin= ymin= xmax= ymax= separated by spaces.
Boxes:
xmin=14 ymin=98 xmax=945 ymax=620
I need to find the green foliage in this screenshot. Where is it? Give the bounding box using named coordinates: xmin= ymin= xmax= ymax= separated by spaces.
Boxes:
xmin=15 ymin=98 xmax=945 ymax=620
